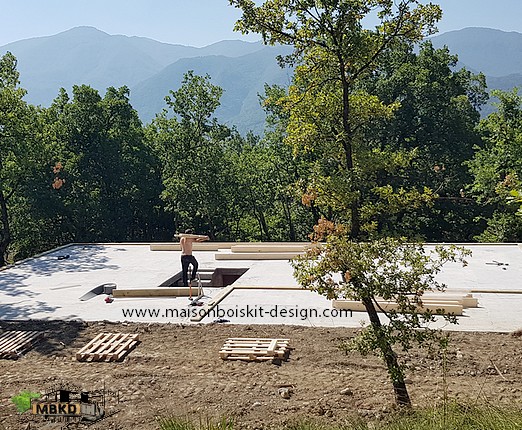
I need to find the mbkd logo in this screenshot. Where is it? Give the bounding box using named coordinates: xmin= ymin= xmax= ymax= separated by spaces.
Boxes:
xmin=32 ymin=402 xmax=81 ymax=416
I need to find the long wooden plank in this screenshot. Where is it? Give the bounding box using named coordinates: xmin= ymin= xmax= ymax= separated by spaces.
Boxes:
xmin=150 ymin=243 xmax=234 ymax=251
xmin=230 ymin=244 xmax=310 ymax=253
xmin=418 ymin=295 xmax=478 ymax=308
xmin=113 ymin=287 xmax=194 ymax=298
xmin=332 ymin=300 xmax=463 ymax=315
xmin=234 ymin=285 xmax=304 ymax=290
xmin=226 ymin=337 xmax=290 ymax=342
xmin=190 ymin=285 xmax=235 ymax=322
xmin=215 ymin=252 xmax=302 ymax=260
xmin=470 ymin=289 xmax=522 ymax=294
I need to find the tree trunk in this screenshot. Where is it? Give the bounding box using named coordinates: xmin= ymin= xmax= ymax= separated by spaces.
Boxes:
xmin=340 ymin=63 xmax=360 ymax=239
xmin=361 ymin=296 xmax=411 ymax=406
xmin=0 ymin=189 xmax=11 ymax=267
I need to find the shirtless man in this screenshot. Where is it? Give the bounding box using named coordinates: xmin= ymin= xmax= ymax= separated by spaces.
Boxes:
xmin=179 ymin=229 xmax=209 ymax=288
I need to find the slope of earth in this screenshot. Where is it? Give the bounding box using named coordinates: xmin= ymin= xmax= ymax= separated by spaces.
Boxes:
xmin=0 ymin=321 xmax=520 ymax=429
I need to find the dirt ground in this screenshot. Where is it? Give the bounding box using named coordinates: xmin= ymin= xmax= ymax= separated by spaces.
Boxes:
xmin=0 ymin=320 xmax=521 ymax=430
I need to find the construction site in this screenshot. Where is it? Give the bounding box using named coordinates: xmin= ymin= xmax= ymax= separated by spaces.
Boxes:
xmin=0 ymin=242 xmax=521 ymax=429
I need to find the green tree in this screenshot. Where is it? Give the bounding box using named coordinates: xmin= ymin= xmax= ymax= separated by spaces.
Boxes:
xmin=231 ymin=0 xmax=442 ymax=238
xmin=149 ymin=71 xmax=242 ymax=238
xmin=228 ymin=84 xmax=315 ymax=241
xmin=363 ymin=41 xmax=487 ymax=241
xmin=292 ymin=223 xmax=470 ymax=405
xmin=230 ymin=0 xmax=473 ymax=406
xmin=32 ymin=84 xmax=165 ymax=246
xmin=468 ymin=88 xmax=522 ymax=241
xmin=0 ymin=52 xmax=42 ymax=265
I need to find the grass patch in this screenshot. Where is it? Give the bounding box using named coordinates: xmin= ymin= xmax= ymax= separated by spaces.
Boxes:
xmin=157 ymin=416 xmax=234 ymax=430
xmin=290 ymin=403 xmax=522 ymax=430
xmin=11 ymin=391 xmax=41 ymax=413
xmin=157 ymin=403 xmax=522 ymax=430
xmin=377 ymin=403 xmax=522 ymax=430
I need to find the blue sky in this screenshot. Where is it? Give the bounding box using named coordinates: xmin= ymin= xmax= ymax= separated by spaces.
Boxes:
xmin=1 ymin=0 xmax=521 ymax=47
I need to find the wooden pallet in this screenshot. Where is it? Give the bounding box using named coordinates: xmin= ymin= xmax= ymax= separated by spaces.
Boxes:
xmin=76 ymin=333 xmax=140 ymax=362
xmin=0 ymin=331 xmax=43 ymax=359
xmin=219 ymin=338 xmax=290 ymax=361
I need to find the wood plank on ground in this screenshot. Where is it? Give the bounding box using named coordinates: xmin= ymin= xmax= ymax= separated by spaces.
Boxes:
xmin=215 ymin=252 xmax=303 ymax=260
xmin=190 ymin=285 xmax=235 ymax=322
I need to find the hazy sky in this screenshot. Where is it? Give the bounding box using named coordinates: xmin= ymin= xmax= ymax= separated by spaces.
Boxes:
xmin=1 ymin=0 xmax=521 ymax=47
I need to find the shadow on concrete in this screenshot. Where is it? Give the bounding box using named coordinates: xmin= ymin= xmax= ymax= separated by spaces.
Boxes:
xmin=0 ymin=271 xmax=35 ymax=297
xmin=13 ymin=245 xmax=120 ymax=276
xmin=0 ymin=301 xmax=63 ymax=320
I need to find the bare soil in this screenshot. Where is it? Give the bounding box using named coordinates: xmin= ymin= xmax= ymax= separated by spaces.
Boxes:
xmin=1 ymin=321 xmax=521 ymax=430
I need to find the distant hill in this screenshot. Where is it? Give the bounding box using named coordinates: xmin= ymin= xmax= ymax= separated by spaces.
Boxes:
xmin=131 ymin=47 xmax=293 ymax=132
xmin=430 ymin=27 xmax=522 ymax=77
xmin=429 ymin=27 xmax=522 ymax=115
xmin=0 ymin=26 xmax=289 ymax=134
xmin=3 ymin=26 xmax=522 ymax=133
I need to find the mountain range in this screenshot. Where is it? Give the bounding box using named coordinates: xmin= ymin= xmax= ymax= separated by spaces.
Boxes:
xmin=1 ymin=26 xmax=522 ymax=134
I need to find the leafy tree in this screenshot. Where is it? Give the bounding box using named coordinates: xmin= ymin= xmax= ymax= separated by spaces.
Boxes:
xmin=229 ymin=84 xmax=315 ymax=241
xmin=230 ymin=0 xmax=442 ymax=239
xmin=32 ymin=84 xmax=165 ymax=246
xmin=149 ymin=71 xmax=242 ymax=238
xmin=230 ymin=0 xmax=474 ymax=406
xmin=292 ymin=222 xmax=470 ymax=405
xmin=363 ymin=41 xmax=487 ymax=241
xmin=0 ymin=52 xmax=42 ymax=265
xmin=468 ymin=88 xmax=522 ymax=241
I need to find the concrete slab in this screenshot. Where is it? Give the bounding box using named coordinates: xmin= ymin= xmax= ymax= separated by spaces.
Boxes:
xmin=0 ymin=243 xmax=521 ymax=332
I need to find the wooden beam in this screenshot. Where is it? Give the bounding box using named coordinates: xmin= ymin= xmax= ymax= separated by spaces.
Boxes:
xmin=332 ymin=300 xmax=463 ymax=316
xmin=215 ymin=252 xmax=302 ymax=260
xmin=112 ymin=288 xmax=194 ymax=298
xmin=190 ymin=285 xmax=235 ymax=322
xmin=234 ymin=285 xmax=304 ymax=290
xmin=470 ymin=289 xmax=522 ymax=294
xmin=230 ymin=244 xmax=310 ymax=253
xmin=150 ymin=243 xmax=234 ymax=251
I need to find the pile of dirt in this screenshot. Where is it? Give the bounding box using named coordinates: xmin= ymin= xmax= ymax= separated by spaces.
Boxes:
xmin=0 ymin=320 xmax=521 ymax=429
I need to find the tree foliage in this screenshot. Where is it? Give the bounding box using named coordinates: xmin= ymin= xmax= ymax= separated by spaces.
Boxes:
xmin=231 ymin=0 xmax=443 ymax=239
xmin=292 ymin=221 xmax=470 ymax=405
xmin=468 ymin=88 xmax=522 ymax=241
xmin=0 ymin=52 xmax=43 ymax=265
xmin=363 ymin=41 xmax=487 ymax=241
xmin=230 ymin=0 xmax=478 ymax=406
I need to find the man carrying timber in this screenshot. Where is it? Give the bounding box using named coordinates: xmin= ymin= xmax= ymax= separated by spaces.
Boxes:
xmin=178 ymin=229 xmax=209 ymax=288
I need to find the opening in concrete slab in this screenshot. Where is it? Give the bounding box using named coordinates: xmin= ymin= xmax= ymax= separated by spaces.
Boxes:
xmin=158 ymin=268 xmax=249 ymax=288
xmin=79 ymin=269 xmax=249 ymax=300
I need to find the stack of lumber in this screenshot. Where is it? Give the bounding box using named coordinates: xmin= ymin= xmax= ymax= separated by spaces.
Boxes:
xmin=332 ymin=293 xmax=478 ymax=316
xmin=219 ymin=337 xmax=290 ymax=361
xmin=215 ymin=242 xmax=314 ymax=260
